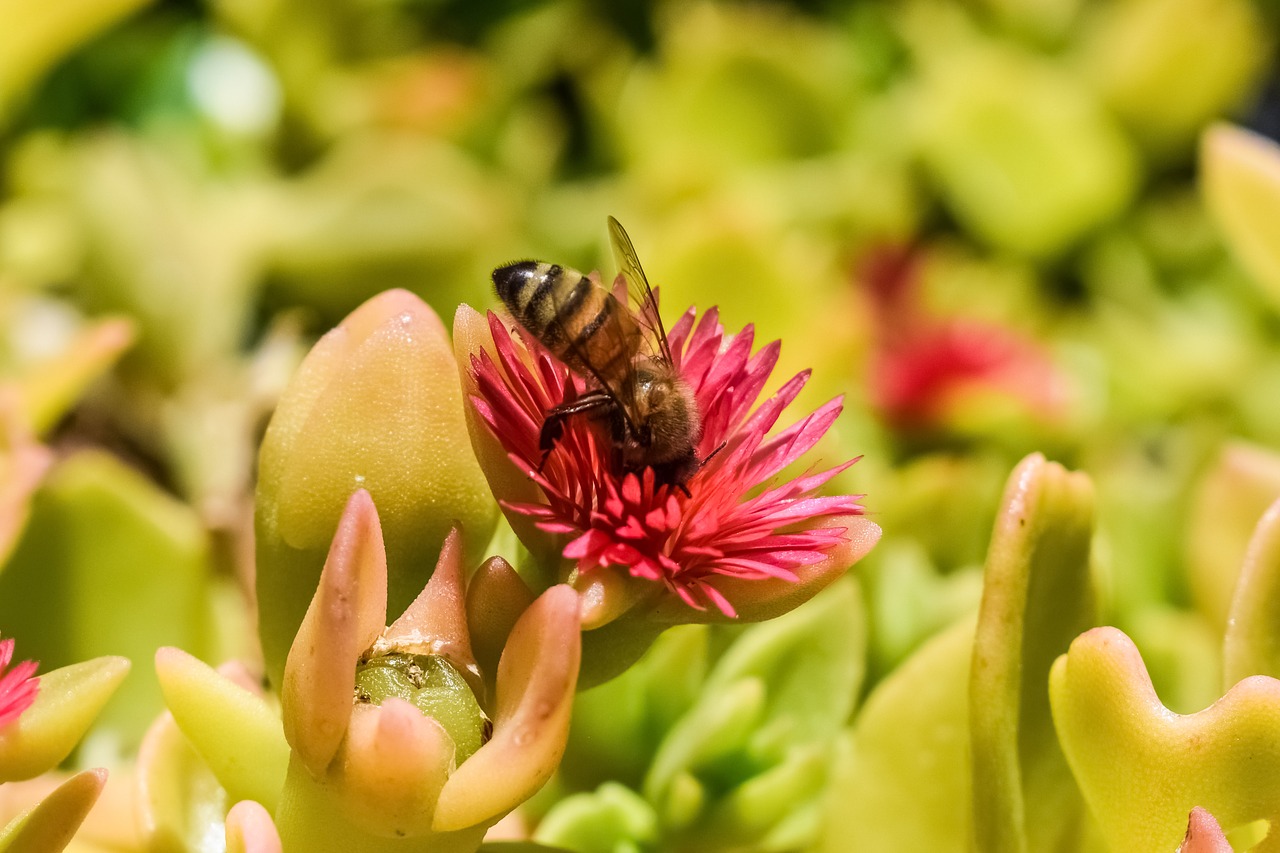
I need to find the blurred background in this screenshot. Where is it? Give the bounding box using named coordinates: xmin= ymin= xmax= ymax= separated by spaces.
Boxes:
xmin=1 ymin=0 xmax=1279 ymax=786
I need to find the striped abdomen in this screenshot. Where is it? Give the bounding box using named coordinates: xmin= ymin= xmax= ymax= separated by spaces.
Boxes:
xmin=492 ymin=261 xmax=638 ymax=381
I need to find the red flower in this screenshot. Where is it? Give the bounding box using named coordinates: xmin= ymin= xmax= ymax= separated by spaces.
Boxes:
xmin=0 ymin=635 xmax=38 ymax=727
xmin=468 ymin=305 xmax=869 ymax=617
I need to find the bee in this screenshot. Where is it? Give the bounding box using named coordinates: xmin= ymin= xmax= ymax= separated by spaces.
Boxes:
xmin=492 ymin=217 xmax=704 ymax=491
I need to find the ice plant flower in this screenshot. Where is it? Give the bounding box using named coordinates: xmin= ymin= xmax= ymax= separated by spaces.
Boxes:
xmin=0 ymin=634 xmax=37 ymax=728
xmin=461 ymin=300 xmax=877 ymax=621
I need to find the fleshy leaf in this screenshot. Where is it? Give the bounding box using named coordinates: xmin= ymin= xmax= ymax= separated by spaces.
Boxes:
xmin=819 ymin=617 xmax=976 ymax=851
xmin=1050 ymin=627 xmax=1280 ymax=852
xmin=283 ymin=489 xmax=387 ymax=777
xmin=1187 ymin=441 xmax=1280 ymax=633
xmin=0 ymin=450 xmax=210 ymax=742
xmin=0 ymin=767 xmax=106 ymax=852
xmin=561 ymin=625 xmax=708 ymax=791
xmin=0 ymin=656 xmax=129 ymax=783
xmin=913 ymin=38 xmax=1137 ymax=257
xmin=1178 ymin=808 xmax=1232 ymax=853
xmin=136 ymin=710 xmax=230 ymax=852
xmin=154 ymin=647 xmax=288 ymax=811
xmin=701 ymin=578 xmax=865 ymax=751
xmin=15 ymin=317 xmax=134 ymax=437
xmin=0 ymin=0 xmax=154 ymax=121
xmin=434 ymin=585 xmax=581 ymax=832
xmin=533 ymin=782 xmax=659 ymax=852
xmin=1083 ymin=0 xmax=1267 ymax=154
xmin=1224 ymin=497 xmax=1280 ymax=685
xmin=323 ymin=700 xmax=455 ymax=837
xmin=696 ymin=744 xmax=829 ymax=846
xmin=970 ymin=453 xmax=1095 ymax=853
xmin=1202 ymin=124 xmax=1280 ymax=309
xmin=381 ymin=527 xmax=478 ymax=688
xmin=643 ymin=678 xmax=767 ymax=823
xmin=465 ymin=555 xmax=535 ymax=694
xmin=273 ymin=752 xmax=487 ymax=853
xmin=226 ymin=801 xmax=282 ymax=853
xmin=257 ymin=289 xmax=497 ymax=685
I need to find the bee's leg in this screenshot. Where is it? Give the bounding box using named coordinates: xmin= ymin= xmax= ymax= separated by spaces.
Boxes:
xmin=700 ymin=442 xmax=728 ymax=466
xmin=537 ymin=392 xmax=616 ymax=472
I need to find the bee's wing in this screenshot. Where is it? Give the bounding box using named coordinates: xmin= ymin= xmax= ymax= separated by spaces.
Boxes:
xmin=608 ymin=216 xmax=674 ymax=366
xmin=547 ymin=269 xmax=644 ymax=434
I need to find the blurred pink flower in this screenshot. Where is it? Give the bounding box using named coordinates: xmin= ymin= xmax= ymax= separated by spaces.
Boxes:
xmin=469 ymin=306 xmax=865 ymax=617
xmin=0 ymin=635 xmax=38 ymax=727
xmin=862 ymin=246 xmax=1067 ymax=431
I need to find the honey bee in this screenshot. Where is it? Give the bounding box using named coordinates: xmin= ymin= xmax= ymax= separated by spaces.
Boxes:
xmin=492 ymin=217 xmax=704 ymax=491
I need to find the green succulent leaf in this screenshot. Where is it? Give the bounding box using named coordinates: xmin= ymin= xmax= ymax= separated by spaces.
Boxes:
xmin=0 ymin=768 xmax=106 ymax=853
xmin=0 ymin=0 xmax=154 ymax=122
xmin=136 ymin=711 xmax=231 ymax=853
xmin=1202 ymin=124 xmax=1280 ymax=310
xmin=533 ymin=782 xmax=659 ymax=853
xmin=0 ymin=656 xmax=129 ymax=783
xmin=257 ymin=289 xmax=498 ymax=685
xmin=1050 ymin=627 xmax=1280 ymax=852
xmin=970 ymin=453 xmax=1096 ymax=853
xmin=1224 ymin=498 xmax=1280 ymax=684
xmin=819 ymin=616 xmax=976 ymax=852
xmin=702 ymin=579 xmax=865 ymax=754
xmin=0 ymin=450 xmax=210 ymax=745
xmin=154 ymin=647 xmax=288 ymax=812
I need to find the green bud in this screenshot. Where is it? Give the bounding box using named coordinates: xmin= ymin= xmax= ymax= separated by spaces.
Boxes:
xmin=354 ymin=654 xmax=489 ymax=764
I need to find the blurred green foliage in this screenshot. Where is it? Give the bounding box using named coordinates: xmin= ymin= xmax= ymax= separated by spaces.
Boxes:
xmin=2 ymin=0 xmax=1280 ymax=848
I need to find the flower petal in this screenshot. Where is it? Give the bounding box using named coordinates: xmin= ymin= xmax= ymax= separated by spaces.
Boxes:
xmin=651 ymin=516 xmax=881 ymax=624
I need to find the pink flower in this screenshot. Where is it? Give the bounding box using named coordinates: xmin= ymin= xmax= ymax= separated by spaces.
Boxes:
xmin=467 ymin=304 xmax=872 ymax=618
xmin=0 ymin=635 xmax=38 ymax=727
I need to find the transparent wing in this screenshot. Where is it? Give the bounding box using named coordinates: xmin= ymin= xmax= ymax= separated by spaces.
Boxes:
xmin=609 ymin=216 xmax=674 ymax=366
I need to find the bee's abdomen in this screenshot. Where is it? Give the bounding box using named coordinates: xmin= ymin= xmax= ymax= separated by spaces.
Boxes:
xmin=492 ymin=261 xmax=634 ymax=376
